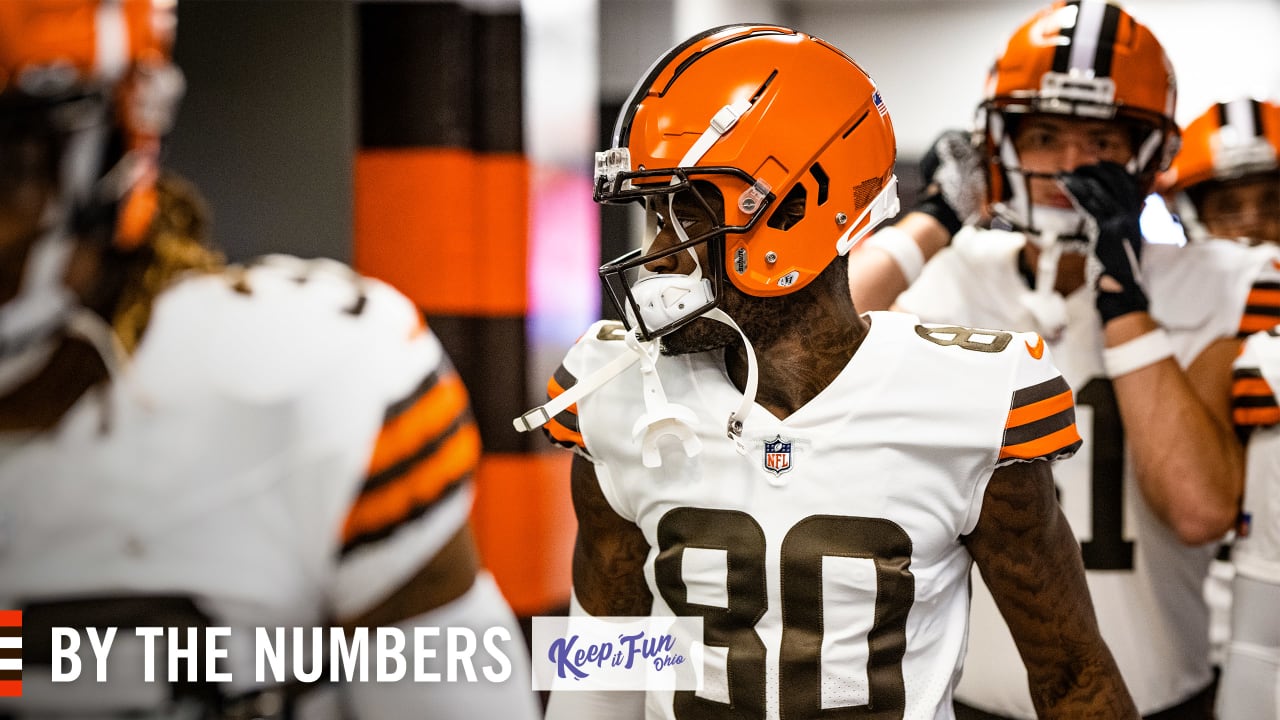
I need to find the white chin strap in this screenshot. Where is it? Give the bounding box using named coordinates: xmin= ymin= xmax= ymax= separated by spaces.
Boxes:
xmin=1027 ymin=205 xmax=1087 ymax=248
xmin=513 ymin=297 xmax=761 ymax=469
xmin=0 ymin=227 xmax=78 ymax=396
xmin=1021 ymin=233 xmax=1069 ymax=341
xmin=0 ymin=216 xmax=130 ymax=401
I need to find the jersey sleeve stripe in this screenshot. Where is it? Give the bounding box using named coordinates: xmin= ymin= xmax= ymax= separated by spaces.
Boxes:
xmin=1239 ymin=314 xmax=1280 ymax=337
xmin=1004 ymin=387 xmax=1075 ymax=429
xmin=1003 ymin=406 xmax=1076 ymax=448
xmin=999 ymin=425 xmax=1083 ymax=461
xmin=341 ymin=420 xmax=480 ymax=553
xmin=544 ymin=363 xmax=585 ymax=450
xmin=1234 ymin=407 xmax=1280 ymax=427
xmin=545 ymin=417 xmax=585 ymax=447
xmin=1009 ymin=375 xmax=1072 ymax=408
xmin=1233 ymin=367 xmax=1280 ymax=427
xmin=367 ymin=371 xmax=468 ymax=477
xmin=384 ymin=369 xmax=440 ymax=422
xmin=1239 ymin=283 xmax=1280 ymax=337
xmin=1001 ymin=376 xmax=1080 ymax=461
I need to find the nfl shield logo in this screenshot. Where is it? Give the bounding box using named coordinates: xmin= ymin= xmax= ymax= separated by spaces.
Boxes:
xmin=763 ymin=435 xmax=792 ymax=476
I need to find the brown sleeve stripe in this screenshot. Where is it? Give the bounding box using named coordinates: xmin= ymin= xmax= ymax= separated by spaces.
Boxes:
xmin=1009 ymin=376 xmax=1072 ymax=409
xmin=368 ymin=371 xmax=469 ymax=477
xmin=1239 ymin=282 xmax=1280 ymax=337
xmin=384 ymin=368 xmax=440 ymax=422
xmin=1003 ymin=405 xmax=1076 ymax=448
xmin=1233 ymin=367 xmax=1280 ymax=427
xmin=342 ymin=420 xmax=480 ymax=552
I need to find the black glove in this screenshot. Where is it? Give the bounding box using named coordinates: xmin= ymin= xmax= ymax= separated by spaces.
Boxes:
xmin=1058 ymin=162 xmax=1148 ymax=323
xmin=913 ymin=129 xmax=986 ymax=236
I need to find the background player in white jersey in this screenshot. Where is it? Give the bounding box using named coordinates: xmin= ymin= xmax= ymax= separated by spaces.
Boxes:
xmin=1223 ymin=330 xmax=1280 ymax=719
xmin=0 ymin=1 xmax=539 ymax=718
xmin=1163 ymin=97 xmax=1280 ymax=247
xmin=521 ymin=24 xmax=1135 ymax=720
xmin=865 ymin=2 xmax=1280 ymax=718
xmin=1161 ymin=94 xmax=1280 ymax=682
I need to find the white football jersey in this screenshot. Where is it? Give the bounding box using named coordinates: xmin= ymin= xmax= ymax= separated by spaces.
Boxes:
xmin=0 ymin=256 xmax=477 ymax=714
xmin=897 ymin=228 xmax=1280 ymax=717
xmin=1233 ymin=329 xmax=1280 ymax=584
xmin=1220 ymin=330 xmax=1280 ymax=720
xmin=545 ymin=311 xmax=1081 ymax=720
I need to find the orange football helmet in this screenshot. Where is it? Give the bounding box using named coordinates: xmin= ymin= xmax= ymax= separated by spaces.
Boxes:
xmin=1165 ymin=98 xmax=1280 ymax=194
xmin=978 ymin=0 xmax=1178 ymax=238
xmin=0 ymin=0 xmax=183 ymax=250
xmin=595 ymin=24 xmax=898 ymax=340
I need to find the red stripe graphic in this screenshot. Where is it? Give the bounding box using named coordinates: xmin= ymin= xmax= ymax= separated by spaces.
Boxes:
xmin=0 ymin=610 xmax=17 ymax=697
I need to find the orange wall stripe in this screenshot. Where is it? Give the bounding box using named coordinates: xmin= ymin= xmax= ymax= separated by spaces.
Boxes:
xmin=471 ymin=452 xmax=575 ymax=616
xmin=476 ymin=153 xmax=529 ymax=315
xmin=354 ymin=148 xmax=528 ymax=317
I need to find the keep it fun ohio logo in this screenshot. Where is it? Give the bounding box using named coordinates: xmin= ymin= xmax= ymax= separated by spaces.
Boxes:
xmin=530 ymin=615 xmax=703 ymax=692
xmin=0 ymin=611 xmax=20 ymax=697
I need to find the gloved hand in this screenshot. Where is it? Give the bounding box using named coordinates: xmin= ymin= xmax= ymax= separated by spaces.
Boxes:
xmin=913 ymin=129 xmax=986 ymax=236
xmin=1058 ymin=161 xmax=1148 ymax=323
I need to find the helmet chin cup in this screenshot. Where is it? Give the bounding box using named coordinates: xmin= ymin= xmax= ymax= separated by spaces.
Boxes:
xmin=1027 ymin=205 xmax=1087 ymax=248
xmin=626 ymin=273 xmax=716 ymax=339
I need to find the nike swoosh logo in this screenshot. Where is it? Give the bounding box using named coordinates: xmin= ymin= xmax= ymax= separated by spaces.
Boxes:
xmin=1272 ymin=259 xmax=1280 ymax=271
xmin=1025 ymin=335 xmax=1045 ymax=360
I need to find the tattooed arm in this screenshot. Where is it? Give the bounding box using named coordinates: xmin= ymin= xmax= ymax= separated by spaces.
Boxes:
xmin=544 ymin=454 xmax=651 ymax=720
xmin=965 ymin=459 xmax=1137 ymax=719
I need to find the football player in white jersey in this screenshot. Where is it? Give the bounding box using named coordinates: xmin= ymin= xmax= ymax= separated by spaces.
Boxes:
xmin=853 ymin=2 xmax=1280 ymax=718
xmin=1223 ymin=330 xmax=1280 ymax=719
xmin=519 ymin=24 xmax=1135 ymax=720
xmin=1163 ymin=97 xmax=1280 ymax=247
xmin=1164 ymin=95 xmax=1280 ymax=700
xmin=0 ymin=1 xmax=539 ymax=718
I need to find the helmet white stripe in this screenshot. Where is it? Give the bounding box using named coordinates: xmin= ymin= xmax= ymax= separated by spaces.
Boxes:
xmin=1225 ymin=97 xmax=1260 ymax=138
xmin=95 ymin=1 xmax=130 ymax=82
xmin=1067 ymin=0 xmax=1107 ymax=77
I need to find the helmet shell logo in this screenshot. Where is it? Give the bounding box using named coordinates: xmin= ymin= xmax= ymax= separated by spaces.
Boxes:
xmin=763 ymin=435 xmax=793 ymax=476
xmin=734 ymin=248 xmax=748 ymax=274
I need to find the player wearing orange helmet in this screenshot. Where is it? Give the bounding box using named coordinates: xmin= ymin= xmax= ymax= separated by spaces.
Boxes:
xmin=1170 ymin=98 xmax=1280 ymax=720
xmin=1165 ymin=97 xmax=1280 ymax=245
xmin=0 ymin=2 xmax=539 ymax=718
xmin=520 ymin=23 xmax=1134 ymax=720
xmin=849 ymin=2 xmax=1280 ymax=718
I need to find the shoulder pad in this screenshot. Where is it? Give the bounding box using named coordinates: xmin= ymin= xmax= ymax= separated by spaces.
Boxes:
xmin=134 ymin=255 xmax=427 ymax=405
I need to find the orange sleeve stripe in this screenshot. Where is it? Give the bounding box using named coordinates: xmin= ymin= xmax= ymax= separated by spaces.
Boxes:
xmin=368 ymin=373 xmax=469 ymax=476
xmin=1240 ymin=315 xmax=1280 ymax=335
xmin=1005 ymin=389 xmax=1074 ymax=429
xmin=343 ymin=421 xmax=480 ymax=544
xmin=545 ymin=417 xmax=585 ymax=448
xmin=1247 ymin=288 xmax=1280 ymax=306
xmin=999 ymin=424 xmax=1082 ymax=460
xmin=1235 ymin=406 xmax=1280 ymax=427
xmin=546 ymin=375 xmax=579 ymax=417
xmin=1233 ymin=376 xmax=1276 ymax=399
